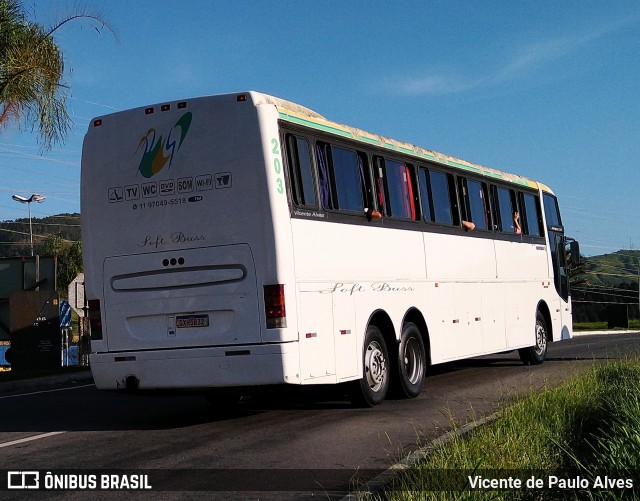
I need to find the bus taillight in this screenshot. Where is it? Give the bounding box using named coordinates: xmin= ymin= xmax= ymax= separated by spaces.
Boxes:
xmin=264 ymin=284 xmax=286 ymax=329
xmin=88 ymin=299 xmax=103 ymax=340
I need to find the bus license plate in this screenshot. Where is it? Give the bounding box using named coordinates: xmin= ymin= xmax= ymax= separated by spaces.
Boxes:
xmin=176 ymin=314 xmax=209 ymax=328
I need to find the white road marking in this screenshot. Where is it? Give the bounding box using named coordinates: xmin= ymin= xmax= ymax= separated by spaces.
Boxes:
xmin=0 ymin=383 xmax=95 ymax=400
xmin=0 ymin=431 xmax=66 ymax=449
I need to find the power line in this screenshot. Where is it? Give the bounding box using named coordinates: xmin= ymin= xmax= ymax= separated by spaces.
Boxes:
xmin=0 ymin=221 xmax=80 ymax=228
xmin=572 ymin=288 xmax=637 ymax=300
xmin=573 ymin=300 xmax=638 ymax=305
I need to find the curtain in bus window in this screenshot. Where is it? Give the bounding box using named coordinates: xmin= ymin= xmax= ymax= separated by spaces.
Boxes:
xmin=376 ymin=176 xmax=386 ymax=214
xmin=332 ymin=146 xmax=364 ymax=212
xmin=405 ymin=166 xmax=416 ymax=220
xmin=316 ymin=144 xmax=331 ymax=209
xmin=357 ymin=155 xmax=368 ymax=207
xmin=430 ymin=170 xmax=453 ymax=225
xmin=386 ymin=160 xmax=414 ymax=219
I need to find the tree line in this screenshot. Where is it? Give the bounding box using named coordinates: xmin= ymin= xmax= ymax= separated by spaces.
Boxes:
xmin=0 ymin=213 xmax=82 ymax=296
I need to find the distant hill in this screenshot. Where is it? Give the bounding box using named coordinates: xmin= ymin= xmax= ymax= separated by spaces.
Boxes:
xmin=571 ymin=250 xmax=639 ymax=323
xmin=0 ymin=213 xmax=81 ymax=258
xmin=580 ymin=250 xmax=640 ymax=288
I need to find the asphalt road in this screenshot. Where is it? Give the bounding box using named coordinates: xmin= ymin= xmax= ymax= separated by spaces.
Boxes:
xmin=1 ymin=332 xmax=639 ymax=498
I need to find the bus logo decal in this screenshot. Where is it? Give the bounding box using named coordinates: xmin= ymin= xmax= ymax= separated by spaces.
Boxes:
xmin=136 ymin=112 xmax=193 ymax=178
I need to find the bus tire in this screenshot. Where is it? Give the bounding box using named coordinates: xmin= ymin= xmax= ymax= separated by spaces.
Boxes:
xmin=518 ymin=311 xmax=548 ymax=365
xmin=351 ymin=325 xmax=390 ymax=407
xmin=392 ymin=322 xmax=426 ymax=399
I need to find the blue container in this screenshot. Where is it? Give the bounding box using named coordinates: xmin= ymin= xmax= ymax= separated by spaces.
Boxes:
xmin=0 ymin=342 xmax=10 ymax=367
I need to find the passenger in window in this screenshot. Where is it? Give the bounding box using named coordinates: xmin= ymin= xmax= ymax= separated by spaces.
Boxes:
xmin=365 ymin=207 xmax=382 ymax=221
xmin=462 ymin=220 xmax=475 ymax=231
xmin=514 ymin=212 xmax=521 ymax=234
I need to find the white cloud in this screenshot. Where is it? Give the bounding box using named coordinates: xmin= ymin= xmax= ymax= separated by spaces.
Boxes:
xmin=388 ymin=13 xmax=639 ymax=97
xmin=379 ymin=66 xmax=488 ymax=97
xmin=392 ymin=73 xmax=479 ymax=96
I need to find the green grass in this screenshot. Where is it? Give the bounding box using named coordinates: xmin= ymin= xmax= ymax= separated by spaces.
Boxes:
xmin=574 ymin=320 xmax=640 ymax=331
xmin=375 ymin=360 xmax=640 ymax=500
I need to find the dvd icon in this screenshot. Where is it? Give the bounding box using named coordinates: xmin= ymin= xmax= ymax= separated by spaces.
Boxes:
xmin=8 ymin=471 xmax=39 ymax=489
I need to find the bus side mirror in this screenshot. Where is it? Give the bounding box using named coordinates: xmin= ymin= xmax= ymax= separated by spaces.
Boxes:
xmin=569 ymin=240 xmax=580 ymax=266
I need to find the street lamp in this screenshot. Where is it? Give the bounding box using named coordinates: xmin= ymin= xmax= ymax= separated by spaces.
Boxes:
xmin=12 ymin=193 xmax=46 ymax=256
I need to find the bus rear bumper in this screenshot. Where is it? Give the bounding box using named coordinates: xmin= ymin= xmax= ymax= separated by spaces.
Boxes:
xmin=89 ymin=342 xmax=301 ymax=390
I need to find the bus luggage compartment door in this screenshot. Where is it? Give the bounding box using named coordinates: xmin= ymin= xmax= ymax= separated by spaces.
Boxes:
xmin=102 ymin=244 xmax=260 ymax=352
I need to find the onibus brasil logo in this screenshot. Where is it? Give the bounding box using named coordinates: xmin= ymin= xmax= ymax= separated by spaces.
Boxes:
xmin=136 ymin=112 xmax=193 ymax=178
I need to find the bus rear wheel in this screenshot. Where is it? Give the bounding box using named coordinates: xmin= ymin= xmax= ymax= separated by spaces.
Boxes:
xmin=351 ymin=325 xmax=390 ymax=407
xmin=518 ymin=311 xmax=548 ymax=365
xmin=392 ymin=322 xmax=426 ymax=399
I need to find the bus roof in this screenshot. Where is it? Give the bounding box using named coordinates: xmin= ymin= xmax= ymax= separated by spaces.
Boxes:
xmin=252 ymin=92 xmax=553 ymax=194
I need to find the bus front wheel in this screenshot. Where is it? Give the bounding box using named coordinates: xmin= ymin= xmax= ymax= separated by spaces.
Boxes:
xmin=518 ymin=311 xmax=548 ymax=365
xmin=351 ymin=325 xmax=390 ymax=407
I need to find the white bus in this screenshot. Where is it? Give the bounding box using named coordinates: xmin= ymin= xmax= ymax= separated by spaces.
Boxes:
xmin=81 ymin=91 xmax=578 ymax=406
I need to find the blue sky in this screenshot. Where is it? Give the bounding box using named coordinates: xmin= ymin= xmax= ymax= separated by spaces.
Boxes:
xmin=1 ymin=0 xmax=639 ymax=256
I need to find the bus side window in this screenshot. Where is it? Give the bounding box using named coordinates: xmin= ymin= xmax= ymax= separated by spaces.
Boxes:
xmin=543 ymin=192 xmax=563 ymax=229
xmin=470 ymin=179 xmax=490 ymax=230
xmin=374 ymin=157 xmax=419 ymax=220
xmin=418 ymin=167 xmax=434 ymax=223
xmin=315 ymin=142 xmax=334 ymax=210
xmin=520 ymin=192 xmax=544 ymax=237
xmin=429 ymin=169 xmax=457 ymax=226
xmin=458 ymin=177 xmax=490 ymax=231
xmin=325 ymin=144 xmax=367 ymax=213
xmin=285 ymin=134 xmax=317 ymax=208
xmin=493 ymin=185 xmax=519 ymax=233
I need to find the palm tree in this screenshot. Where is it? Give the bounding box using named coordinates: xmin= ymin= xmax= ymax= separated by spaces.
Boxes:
xmin=0 ymin=0 xmax=112 ymax=149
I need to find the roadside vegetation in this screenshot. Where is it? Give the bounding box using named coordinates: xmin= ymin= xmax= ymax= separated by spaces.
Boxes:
xmin=574 ymin=320 xmax=640 ymax=331
xmin=375 ymin=359 xmax=640 ymax=500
